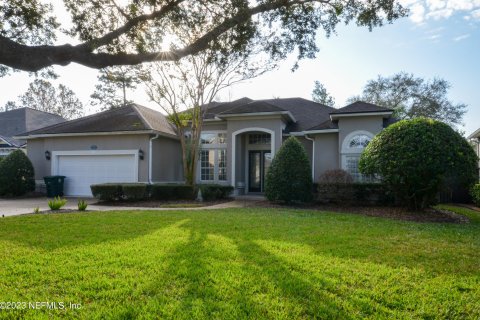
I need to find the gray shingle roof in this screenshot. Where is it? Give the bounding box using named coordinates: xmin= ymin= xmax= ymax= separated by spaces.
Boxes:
xmin=219 ymin=100 xmax=285 ymax=115
xmin=0 ymin=108 xmax=65 ymax=147
xmin=204 ymin=97 xmax=336 ymax=132
xmin=305 ymin=120 xmax=339 ymax=131
xmin=21 ymin=104 xmax=176 ymax=137
xmin=330 ymin=101 xmax=393 ymax=114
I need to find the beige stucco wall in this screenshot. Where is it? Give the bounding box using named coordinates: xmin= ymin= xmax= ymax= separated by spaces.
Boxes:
xmin=312 ymin=133 xmax=339 ymax=181
xmin=27 ymin=134 xmax=151 ymax=182
xmin=201 ymin=121 xmax=228 ymax=131
xmin=151 ymin=135 xmax=184 ymax=182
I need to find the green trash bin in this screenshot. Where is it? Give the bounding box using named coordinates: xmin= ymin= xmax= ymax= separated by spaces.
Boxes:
xmin=43 ymin=176 xmax=66 ymax=197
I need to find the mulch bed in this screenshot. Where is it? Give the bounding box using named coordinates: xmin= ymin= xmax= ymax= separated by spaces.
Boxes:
xmin=254 ymin=201 xmax=469 ymax=224
xmin=94 ymin=199 xmax=232 ymax=208
xmin=33 ymin=209 xmax=90 ymax=214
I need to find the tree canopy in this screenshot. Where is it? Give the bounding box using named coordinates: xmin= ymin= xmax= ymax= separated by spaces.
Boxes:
xmin=0 ymin=0 xmax=407 ymax=74
xmin=3 ymin=79 xmax=84 ymax=119
xmin=90 ymin=66 xmax=146 ymax=111
xmin=348 ymin=72 xmax=467 ymax=127
xmin=311 ymin=80 xmax=335 ymax=106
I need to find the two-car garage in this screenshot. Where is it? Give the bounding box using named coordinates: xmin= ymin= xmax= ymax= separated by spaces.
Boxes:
xmin=52 ymin=151 xmax=139 ymax=197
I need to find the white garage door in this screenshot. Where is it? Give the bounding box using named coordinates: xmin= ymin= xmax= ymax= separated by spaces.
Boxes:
xmin=56 ymin=154 xmax=137 ymax=196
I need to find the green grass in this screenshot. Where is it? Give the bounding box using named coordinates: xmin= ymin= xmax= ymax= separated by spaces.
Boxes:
xmin=0 ymin=206 xmax=479 ymax=319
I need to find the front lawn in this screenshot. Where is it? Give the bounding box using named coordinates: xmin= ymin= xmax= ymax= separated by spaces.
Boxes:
xmin=0 ymin=206 xmax=479 ymax=319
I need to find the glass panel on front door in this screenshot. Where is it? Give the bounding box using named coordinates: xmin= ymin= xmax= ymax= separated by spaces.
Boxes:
xmin=248 ymin=150 xmax=271 ymax=193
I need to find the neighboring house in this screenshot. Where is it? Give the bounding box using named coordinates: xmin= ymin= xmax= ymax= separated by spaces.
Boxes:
xmin=0 ymin=108 xmax=65 ymax=159
xmin=468 ymin=128 xmax=480 ymax=180
xmin=16 ymin=98 xmax=395 ymax=197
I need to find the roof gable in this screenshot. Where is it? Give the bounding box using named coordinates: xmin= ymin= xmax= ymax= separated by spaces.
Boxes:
xmin=330 ymin=101 xmax=393 ymax=114
xmin=20 ymin=104 xmax=176 ymax=137
xmin=0 ymin=108 xmax=65 ymax=146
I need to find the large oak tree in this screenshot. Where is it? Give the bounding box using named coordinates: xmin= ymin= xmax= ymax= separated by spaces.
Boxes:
xmin=0 ymin=0 xmax=407 ymax=74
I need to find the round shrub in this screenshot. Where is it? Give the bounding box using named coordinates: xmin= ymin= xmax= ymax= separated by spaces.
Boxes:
xmin=0 ymin=150 xmax=35 ymax=196
xmin=359 ymin=118 xmax=478 ymax=210
xmin=265 ymin=136 xmax=312 ymax=204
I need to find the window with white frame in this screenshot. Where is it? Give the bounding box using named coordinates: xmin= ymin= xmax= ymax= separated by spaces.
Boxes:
xmin=200 ymin=150 xmax=215 ymax=181
xmin=199 ymin=131 xmax=227 ymax=182
xmin=218 ymin=149 xmax=227 ymax=181
xmin=342 ymin=131 xmax=375 ymax=182
xmin=248 ymin=133 xmax=271 ymax=145
xmin=349 ymin=134 xmax=371 ymax=148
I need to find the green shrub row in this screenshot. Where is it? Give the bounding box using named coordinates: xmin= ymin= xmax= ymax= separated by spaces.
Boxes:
xmin=90 ymin=183 xmax=233 ymax=202
xmin=317 ymin=182 xmax=394 ymax=206
xmin=199 ymin=184 xmax=234 ymax=201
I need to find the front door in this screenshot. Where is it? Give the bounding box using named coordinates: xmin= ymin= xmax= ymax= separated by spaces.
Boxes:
xmin=248 ymin=150 xmax=272 ymax=193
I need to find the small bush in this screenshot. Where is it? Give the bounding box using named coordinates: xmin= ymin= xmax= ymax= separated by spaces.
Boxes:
xmin=0 ymin=150 xmax=35 ymax=196
xmin=122 ymin=183 xmax=148 ymax=201
xmin=77 ymin=200 xmax=88 ymax=211
xmin=33 ymin=207 xmax=40 ymax=214
xmin=471 ymin=184 xmax=480 ymax=207
xmin=91 ymin=184 xmax=122 ymax=201
xmin=150 ymin=184 xmax=194 ymax=200
xmin=198 ymin=184 xmax=234 ymax=201
xmin=318 ymin=169 xmax=353 ymax=184
xmin=265 ymin=137 xmax=313 ymax=204
xmin=48 ymin=197 xmax=67 ymax=210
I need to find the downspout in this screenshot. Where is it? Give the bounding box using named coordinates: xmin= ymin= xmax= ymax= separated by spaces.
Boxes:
xmin=304 ymin=134 xmax=315 ymax=181
xmin=149 ymin=134 xmax=160 ymax=184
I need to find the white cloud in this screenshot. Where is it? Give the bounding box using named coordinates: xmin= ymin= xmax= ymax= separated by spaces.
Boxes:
xmin=427 ymin=34 xmax=442 ymax=39
xmin=447 ymin=0 xmax=474 ymax=10
xmin=410 ymin=3 xmax=426 ymax=23
xmin=427 ymin=0 xmax=446 ymax=10
xmin=427 ymin=8 xmax=454 ymax=18
xmin=405 ymin=0 xmax=480 ymax=24
xmin=453 ymin=33 xmax=471 ymax=40
xmin=471 ymin=8 xmax=480 ymax=18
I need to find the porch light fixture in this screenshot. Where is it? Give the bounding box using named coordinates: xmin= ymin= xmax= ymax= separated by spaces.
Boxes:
xmin=45 ymin=151 xmax=51 ymax=160
xmin=139 ymin=149 xmax=144 ymax=160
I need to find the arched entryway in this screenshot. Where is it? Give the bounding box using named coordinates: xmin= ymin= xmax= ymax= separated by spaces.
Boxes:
xmin=231 ymin=128 xmax=275 ymax=194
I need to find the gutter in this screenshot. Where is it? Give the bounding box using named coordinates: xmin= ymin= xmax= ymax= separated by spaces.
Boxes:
xmin=304 ymin=134 xmax=315 ymax=181
xmin=149 ymin=134 xmax=160 ymax=183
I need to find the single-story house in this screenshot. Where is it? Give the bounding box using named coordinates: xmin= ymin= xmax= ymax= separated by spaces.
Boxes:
xmin=468 ymin=128 xmax=480 ymax=180
xmin=16 ymin=98 xmax=395 ymax=197
xmin=0 ymin=107 xmax=65 ymax=159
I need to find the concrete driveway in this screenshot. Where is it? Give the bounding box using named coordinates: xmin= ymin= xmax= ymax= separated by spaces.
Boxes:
xmin=0 ymin=197 xmax=247 ymax=217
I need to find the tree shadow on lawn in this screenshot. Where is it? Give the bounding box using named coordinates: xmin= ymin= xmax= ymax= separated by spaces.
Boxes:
xmin=142 ymin=227 xmax=353 ymax=319
xmin=142 ymin=222 xmax=476 ymax=319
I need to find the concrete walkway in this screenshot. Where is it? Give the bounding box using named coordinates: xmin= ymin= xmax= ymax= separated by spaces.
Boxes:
xmin=0 ymin=197 xmax=260 ymax=217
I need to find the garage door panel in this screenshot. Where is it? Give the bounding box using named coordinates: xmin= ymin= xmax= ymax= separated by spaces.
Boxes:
xmin=56 ymin=154 xmax=137 ymax=196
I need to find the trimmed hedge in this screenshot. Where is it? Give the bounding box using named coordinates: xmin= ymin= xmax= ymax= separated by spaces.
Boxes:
xmin=122 ymin=183 xmax=148 ymax=201
xmin=90 ymin=184 xmax=122 ymax=201
xmin=150 ymin=184 xmax=195 ymax=200
xmin=471 ymin=184 xmax=480 ymax=207
xmin=317 ymin=183 xmax=393 ymax=206
xmin=198 ymin=184 xmax=234 ymax=201
xmin=91 ymin=183 xmax=195 ymax=201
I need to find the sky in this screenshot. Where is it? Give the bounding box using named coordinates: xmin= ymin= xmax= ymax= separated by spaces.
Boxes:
xmin=0 ymin=0 xmax=479 ymax=136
